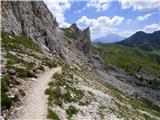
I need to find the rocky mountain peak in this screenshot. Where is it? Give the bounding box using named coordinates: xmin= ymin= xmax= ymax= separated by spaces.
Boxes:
xmin=62 ymin=23 xmax=91 ymax=55
xmin=70 ymin=23 xmax=80 ymax=32
xmin=73 ymin=25 xmax=91 ymax=55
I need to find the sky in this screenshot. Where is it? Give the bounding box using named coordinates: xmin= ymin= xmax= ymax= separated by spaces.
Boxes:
xmin=44 ymin=0 xmax=160 ymax=40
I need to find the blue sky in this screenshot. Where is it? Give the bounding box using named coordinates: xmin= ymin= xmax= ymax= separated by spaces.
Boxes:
xmin=44 ymin=0 xmax=160 ymax=40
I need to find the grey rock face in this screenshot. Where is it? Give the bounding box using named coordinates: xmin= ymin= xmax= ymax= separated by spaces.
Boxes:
xmin=1 ymin=1 xmax=99 ymax=72
xmin=76 ymin=27 xmax=91 ymax=55
xmin=64 ymin=24 xmax=91 ymax=55
xmin=1 ymin=1 xmax=61 ymax=52
xmin=1 ymin=1 xmax=92 ymax=63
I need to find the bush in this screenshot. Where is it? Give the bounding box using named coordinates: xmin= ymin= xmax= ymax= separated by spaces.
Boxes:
xmin=47 ymin=109 xmax=60 ymax=120
xmin=63 ymin=91 xmax=74 ymax=103
xmin=66 ymin=105 xmax=78 ymax=118
xmin=15 ymin=68 xmax=35 ymax=78
xmin=45 ymin=87 xmax=63 ymax=107
xmin=1 ymin=92 xmax=12 ymax=109
xmin=1 ymin=74 xmax=11 ymax=92
xmin=19 ymin=89 xmax=26 ymax=96
xmin=45 ymin=60 xmax=57 ymax=68
xmin=37 ymin=65 xmax=45 ymax=71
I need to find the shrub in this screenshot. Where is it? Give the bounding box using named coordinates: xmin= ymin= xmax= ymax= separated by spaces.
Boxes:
xmin=63 ymin=91 xmax=74 ymax=103
xmin=44 ymin=60 xmax=57 ymax=68
xmin=79 ymin=100 xmax=90 ymax=106
xmin=47 ymin=109 xmax=60 ymax=120
xmin=19 ymin=89 xmax=26 ymax=96
xmin=1 ymin=92 xmax=12 ymax=109
xmin=37 ymin=65 xmax=45 ymax=71
xmin=1 ymin=74 xmax=11 ymax=92
xmin=16 ymin=68 xmax=35 ymax=78
xmin=45 ymin=87 xmax=63 ymax=107
xmin=66 ymin=105 xmax=78 ymax=118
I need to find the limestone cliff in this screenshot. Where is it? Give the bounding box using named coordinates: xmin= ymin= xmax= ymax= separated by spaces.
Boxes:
xmin=63 ymin=24 xmax=91 ymax=55
xmin=1 ymin=1 xmax=93 ymax=65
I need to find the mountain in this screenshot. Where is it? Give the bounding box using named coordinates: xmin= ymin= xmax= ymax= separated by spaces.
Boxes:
xmin=1 ymin=1 xmax=93 ymax=65
xmin=1 ymin=1 xmax=160 ymax=120
xmin=94 ymin=33 xmax=125 ymax=43
xmin=117 ymin=30 xmax=160 ymax=51
xmin=62 ymin=23 xmax=91 ymax=55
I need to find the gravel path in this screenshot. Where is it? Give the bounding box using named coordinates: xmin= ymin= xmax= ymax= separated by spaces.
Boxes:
xmin=18 ymin=67 xmax=62 ymax=119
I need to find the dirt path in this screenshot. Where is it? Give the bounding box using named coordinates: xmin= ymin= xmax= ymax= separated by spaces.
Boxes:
xmin=18 ymin=67 xmax=62 ymax=119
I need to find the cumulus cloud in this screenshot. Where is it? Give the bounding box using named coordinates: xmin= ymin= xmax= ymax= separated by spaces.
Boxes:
xmin=119 ymin=24 xmax=160 ymax=38
xmin=143 ymin=24 xmax=160 ymax=33
xmin=76 ymin=15 xmax=124 ymax=39
xmin=136 ymin=13 xmax=155 ymax=21
xmin=87 ymin=0 xmax=110 ymax=12
xmin=43 ymin=0 xmax=71 ymax=28
xmin=119 ymin=0 xmax=160 ymax=11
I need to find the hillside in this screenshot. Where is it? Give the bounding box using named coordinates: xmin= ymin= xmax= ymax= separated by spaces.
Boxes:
xmin=1 ymin=1 xmax=160 ymax=120
xmin=92 ymin=44 xmax=160 ymax=74
xmin=117 ymin=30 xmax=160 ymax=51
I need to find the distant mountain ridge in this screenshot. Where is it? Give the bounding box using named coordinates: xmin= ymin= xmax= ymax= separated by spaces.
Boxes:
xmin=117 ymin=30 xmax=160 ymax=51
xmin=94 ymin=33 xmax=125 ymax=43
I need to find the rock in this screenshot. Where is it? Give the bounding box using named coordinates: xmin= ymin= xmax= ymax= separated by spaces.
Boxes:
xmin=8 ymin=88 xmax=19 ymax=101
xmin=2 ymin=1 xmax=61 ymax=53
xmin=63 ymin=23 xmax=91 ymax=55
xmin=30 ymin=78 xmax=37 ymax=81
xmin=8 ymin=69 xmax=16 ymax=75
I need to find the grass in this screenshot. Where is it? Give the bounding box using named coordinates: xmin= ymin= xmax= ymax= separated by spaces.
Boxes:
xmin=1 ymin=31 xmax=40 ymax=53
xmin=92 ymin=44 xmax=160 ymax=74
xmin=1 ymin=92 xmax=12 ymax=109
xmin=5 ymin=52 xmax=32 ymax=69
xmin=1 ymin=31 xmax=49 ymax=114
xmin=45 ymin=67 xmax=86 ymax=120
xmin=63 ymin=86 xmax=84 ymax=103
xmin=62 ymin=25 xmax=78 ymax=39
xmin=47 ymin=108 xmax=60 ymax=120
xmin=66 ymin=105 xmax=78 ymax=118
xmin=1 ymin=74 xmax=12 ymax=109
xmin=37 ymin=65 xmax=45 ymax=71
xmin=45 ymin=72 xmax=84 ymax=107
xmin=19 ymin=89 xmax=26 ymax=96
xmin=42 ymin=58 xmax=57 ymax=68
xmin=45 ymin=86 xmax=63 ymax=107
xmin=1 ymin=74 xmax=11 ymax=92
xmin=89 ymin=73 xmax=160 ymax=119
xmin=79 ymin=100 xmax=90 ymax=106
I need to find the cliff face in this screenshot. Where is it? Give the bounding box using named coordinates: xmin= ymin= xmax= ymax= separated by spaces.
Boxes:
xmin=2 ymin=1 xmax=92 ymax=58
xmin=76 ymin=27 xmax=91 ymax=55
xmin=1 ymin=1 xmax=66 ymax=54
xmin=63 ymin=24 xmax=91 ymax=55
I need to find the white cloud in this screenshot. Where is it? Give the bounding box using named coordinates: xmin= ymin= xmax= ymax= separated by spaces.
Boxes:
xmin=126 ymin=19 xmax=132 ymax=24
xmin=136 ymin=13 xmax=155 ymax=21
xmin=43 ymin=0 xmax=71 ymax=28
xmin=119 ymin=0 xmax=160 ymax=11
xmin=143 ymin=24 xmax=160 ymax=33
xmin=87 ymin=0 xmax=110 ymax=12
xmin=76 ymin=15 xmax=124 ymax=39
xmin=118 ymin=24 xmax=160 ymax=38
